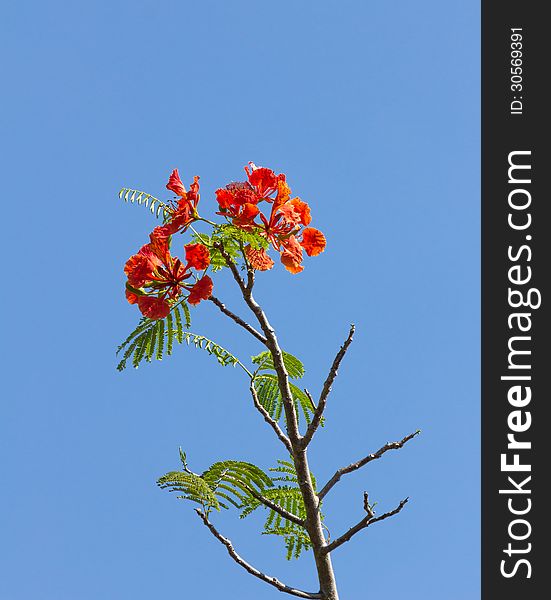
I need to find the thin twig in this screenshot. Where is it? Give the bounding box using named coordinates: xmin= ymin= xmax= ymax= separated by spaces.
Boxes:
xmin=249 ymin=384 xmax=293 ymax=454
xmin=322 ymin=497 xmax=409 ymax=554
xmin=301 ymin=325 xmax=355 ymax=448
xmin=209 ymin=295 xmax=267 ymax=344
xmin=196 ymin=510 xmax=322 ymax=599
xmin=318 ymin=430 xmax=420 ymax=500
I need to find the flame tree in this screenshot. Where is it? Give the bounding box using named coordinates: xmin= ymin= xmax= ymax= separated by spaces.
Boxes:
xmin=116 ymin=164 xmax=419 ymax=600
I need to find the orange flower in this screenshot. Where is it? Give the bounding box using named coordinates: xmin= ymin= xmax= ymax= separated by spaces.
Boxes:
xmin=185 ymin=243 xmax=210 ymax=270
xmin=245 ymin=246 xmax=275 ymax=271
xmin=188 ymin=275 xmax=213 ymax=305
xmin=280 ymin=235 xmax=304 ymax=274
xmin=289 ymin=198 xmax=311 ymax=226
xmin=300 ymin=228 xmax=326 ymax=256
xmin=273 ymin=179 xmax=291 ymax=209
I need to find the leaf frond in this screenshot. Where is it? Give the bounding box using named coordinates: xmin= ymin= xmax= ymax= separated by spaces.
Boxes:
xmin=118 ymin=188 xmax=170 ymax=219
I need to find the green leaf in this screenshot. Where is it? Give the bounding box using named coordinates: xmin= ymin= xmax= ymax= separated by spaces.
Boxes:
xmin=118 ymin=187 xmax=170 ymax=219
xmin=191 ymin=224 xmax=270 ymax=272
xmin=254 ymin=373 xmax=314 ymax=426
xmin=251 ymin=351 xmax=305 ymax=379
xmin=116 ymin=299 xmax=242 ymax=371
xmin=159 ymin=455 xmax=272 ymax=514
xmin=240 ymin=459 xmax=321 ymax=560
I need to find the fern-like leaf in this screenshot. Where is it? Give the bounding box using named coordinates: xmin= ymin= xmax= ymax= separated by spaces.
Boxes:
xmin=159 ymin=455 xmax=272 ymax=515
xmin=118 ymin=188 xmax=170 ymax=219
xmin=202 ymin=461 xmax=273 ymax=509
xmin=117 ymin=300 xmax=242 ymax=371
xmin=252 ymin=350 xmax=305 ymax=379
xmin=240 ymin=459 xmax=321 ymax=560
xmin=157 ymin=471 xmax=221 ymax=512
xmin=254 ymin=373 xmax=314 ymax=425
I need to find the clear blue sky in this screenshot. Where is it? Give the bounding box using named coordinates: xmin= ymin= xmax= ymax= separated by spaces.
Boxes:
xmin=1 ymin=1 xmax=479 ymax=598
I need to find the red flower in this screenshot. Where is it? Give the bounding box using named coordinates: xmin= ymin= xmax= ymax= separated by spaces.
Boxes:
xmin=124 ymin=230 xmax=214 ymax=319
xmin=185 ymin=243 xmax=210 ymax=270
xmin=137 ymin=296 xmax=171 ymax=319
xmin=166 ymin=169 xmax=187 ymax=197
xmin=245 ymin=246 xmax=275 ymax=271
xmin=125 ymin=288 xmax=139 ymax=304
xmin=164 ymin=171 xmax=201 ymax=234
xmin=188 ymin=275 xmax=213 ymax=305
xmin=215 ymin=182 xmax=262 ymax=227
xmin=124 ymin=244 xmax=162 ymax=288
xmin=220 ymin=163 xmax=326 ymax=274
xmin=245 ymin=163 xmax=280 ymax=198
xmin=300 ymin=228 xmax=326 ymax=256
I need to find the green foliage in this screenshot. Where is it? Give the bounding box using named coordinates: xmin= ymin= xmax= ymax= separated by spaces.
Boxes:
xmin=241 ymin=460 xmax=322 ymax=560
xmin=158 ymin=453 xmax=272 ymax=515
xmin=192 ymin=224 xmax=269 ymax=272
xmin=202 ymin=461 xmax=273 ymax=510
xmin=251 ymin=351 xmax=315 ymax=425
xmin=116 ymin=301 xmax=241 ymax=371
xmin=119 ymin=188 xmax=170 ymax=219
xmin=252 ymin=350 xmax=305 ymax=379
xmin=159 ymin=451 xmax=320 ymax=560
xmin=254 ymin=373 xmax=315 ymax=426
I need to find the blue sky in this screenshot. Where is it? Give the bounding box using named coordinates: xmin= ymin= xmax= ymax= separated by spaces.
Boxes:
xmin=1 ymin=1 xmax=479 ymax=598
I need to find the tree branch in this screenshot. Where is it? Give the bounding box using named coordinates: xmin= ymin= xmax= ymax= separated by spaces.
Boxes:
xmin=209 ymin=295 xmax=267 ymax=344
xmin=196 ymin=510 xmax=322 ymax=599
xmin=322 ymin=496 xmax=409 ymax=554
xmin=249 ymin=384 xmax=294 ymax=454
xmin=301 ymin=325 xmax=355 ymax=448
xmin=318 ymin=430 xmax=420 ymax=500
xmin=218 ymin=245 xmax=340 ymax=597
xmin=213 ymin=242 xmax=248 ymax=295
xmin=248 ymin=488 xmax=306 ymax=527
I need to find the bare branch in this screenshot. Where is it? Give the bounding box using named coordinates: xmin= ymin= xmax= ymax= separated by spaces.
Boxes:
xmin=318 ymin=430 xmax=420 ymax=500
xmin=209 ymin=296 xmax=267 ymax=344
xmin=301 ymin=325 xmax=355 ymax=448
xmin=196 ymin=510 xmax=322 ymax=599
xmin=249 ymin=384 xmax=293 ymax=454
xmin=248 ymin=488 xmax=306 ymax=527
xmin=322 ymin=496 xmax=409 ymax=554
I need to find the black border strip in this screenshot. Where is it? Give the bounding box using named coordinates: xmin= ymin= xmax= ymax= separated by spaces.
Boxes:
xmin=482 ymin=2 xmax=547 ymax=597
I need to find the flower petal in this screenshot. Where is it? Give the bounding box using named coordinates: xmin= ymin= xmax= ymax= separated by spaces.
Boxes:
xmin=245 ymin=245 xmax=275 ymax=271
xmin=187 ymin=275 xmax=213 ymax=305
xmin=185 ymin=243 xmax=211 ymax=270
xmin=137 ymin=296 xmax=170 ymax=319
xmin=300 ymin=228 xmax=326 ymax=257
xmin=280 ymin=235 xmax=304 ymax=274
xmin=290 ymin=197 xmax=312 ymax=226
xmin=166 ymin=169 xmax=187 ymax=197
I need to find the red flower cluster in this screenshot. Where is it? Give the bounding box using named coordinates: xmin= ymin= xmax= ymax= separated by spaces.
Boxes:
xmin=124 ymin=169 xmax=213 ymax=319
xmin=215 ymin=163 xmax=326 ymax=274
xmin=123 ymin=164 xmax=326 ymax=320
